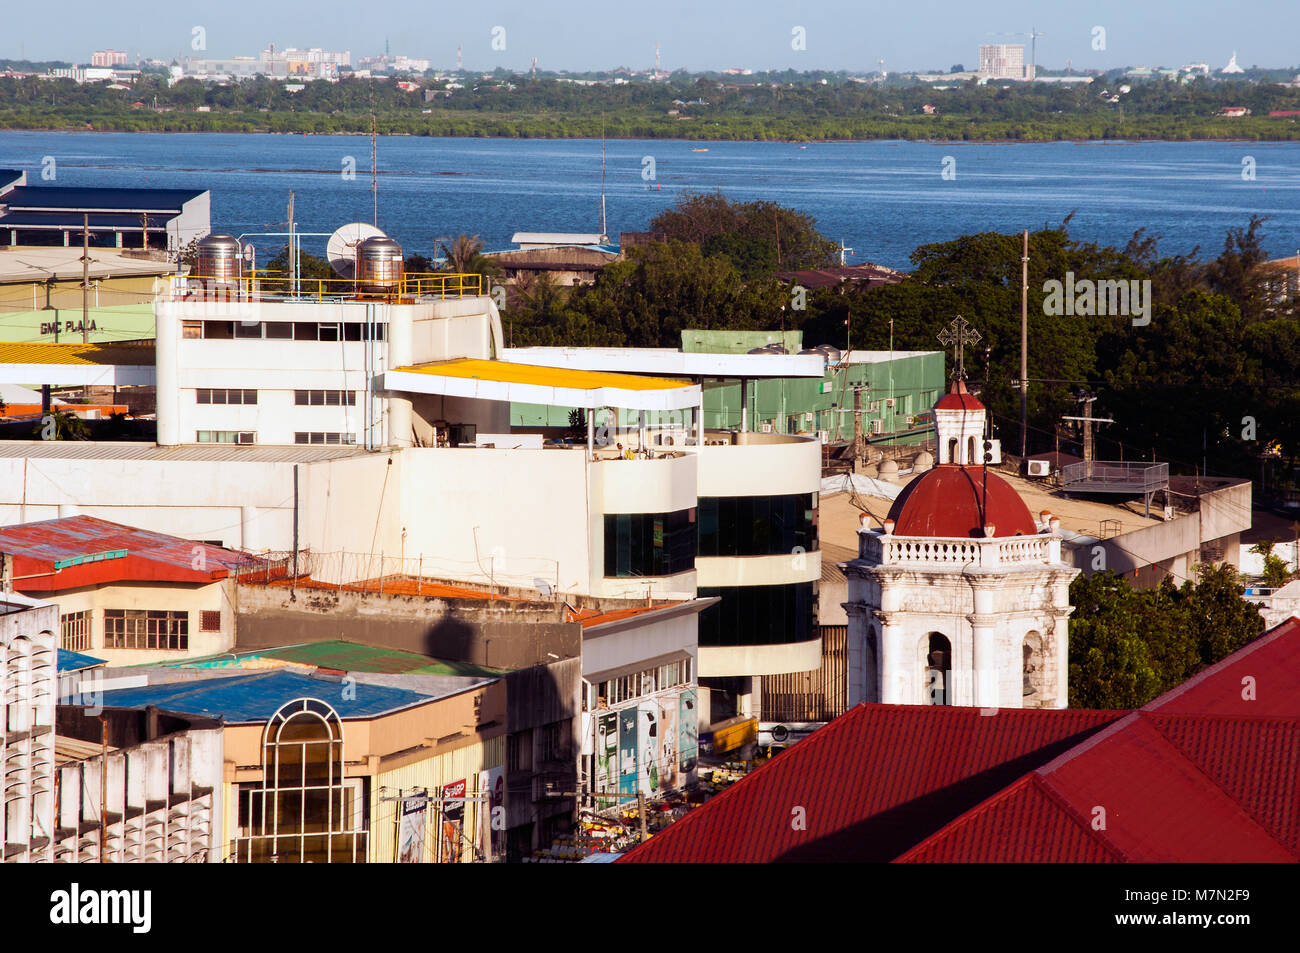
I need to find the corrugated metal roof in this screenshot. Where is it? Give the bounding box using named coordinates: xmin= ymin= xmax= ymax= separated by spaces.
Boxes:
xmin=0 ymin=342 xmax=154 ymax=366
xmin=0 ymin=212 xmax=182 ymax=228
xmin=0 ymin=515 xmax=252 ymax=590
xmin=902 ymin=709 xmax=1300 ymax=863
xmin=819 ymin=541 xmax=856 ymax=583
xmin=621 ymin=619 xmax=1300 ymax=862
xmin=0 ymin=441 xmax=364 ymax=463
xmin=0 ymin=246 xmax=176 ymax=283
xmin=254 ymin=640 xmax=505 ymax=677
xmin=618 ymin=704 xmax=1123 ymax=863
xmin=96 ymin=670 xmax=433 ymax=723
xmin=0 ymin=185 xmax=204 ymax=212
xmin=397 ymin=358 xmax=689 ymax=392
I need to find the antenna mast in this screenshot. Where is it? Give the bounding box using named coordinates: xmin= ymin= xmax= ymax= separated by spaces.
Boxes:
xmin=600 ymin=118 xmax=608 ymax=241
xmin=371 ymin=113 xmax=378 ymax=226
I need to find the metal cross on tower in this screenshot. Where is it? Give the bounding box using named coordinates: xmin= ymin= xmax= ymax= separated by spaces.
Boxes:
xmin=937 ymin=315 xmax=981 ymax=380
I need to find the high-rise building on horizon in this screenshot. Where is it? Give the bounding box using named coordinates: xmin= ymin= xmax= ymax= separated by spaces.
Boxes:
xmin=978 ymin=43 xmax=1025 ymax=81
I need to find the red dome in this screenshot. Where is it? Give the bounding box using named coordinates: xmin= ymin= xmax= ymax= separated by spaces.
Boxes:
xmin=885 ymin=465 xmax=1037 ymax=538
xmin=934 ymin=379 xmax=985 ymax=412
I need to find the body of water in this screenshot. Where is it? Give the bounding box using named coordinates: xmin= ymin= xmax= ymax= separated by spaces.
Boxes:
xmin=1 ymin=132 xmax=1298 ymax=269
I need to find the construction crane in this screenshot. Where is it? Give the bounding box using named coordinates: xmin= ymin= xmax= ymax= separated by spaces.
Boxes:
xmin=987 ymin=28 xmax=1045 ymax=80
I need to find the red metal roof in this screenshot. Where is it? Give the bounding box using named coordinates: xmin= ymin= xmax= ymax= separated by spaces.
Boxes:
xmin=933 ymin=379 xmax=985 ymax=412
xmin=886 ymin=465 xmax=1039 ymax=538
xmin=901 ymin=710 xmax=1300 ymax=862
xmin=0 ymin=516 xmax=248 ymax=591
xmin=622 ymin=617 xmax=1300 ymax=863
xmin=618 ymin=705 xmax=1122 ymax=863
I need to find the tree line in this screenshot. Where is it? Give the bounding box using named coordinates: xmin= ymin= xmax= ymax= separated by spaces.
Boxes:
xmin=5 ymin=72 xmax=1300 ymax=140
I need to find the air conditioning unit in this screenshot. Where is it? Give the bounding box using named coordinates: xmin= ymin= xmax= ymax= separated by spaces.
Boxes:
xmin=758 ymin=722 xmax=822 ymax=747
xmin=236 ymin=432 xmax=256 ymax=445
xmin=761 ymin=422 xmax=773 ymax=433
xmin=1026 ymin=459 xmax=1051 ymax=477
xmin=803 ymin=411 xmax=814 ymax=422
xmin=817 ymin=429 xmax=829 ymax=443
xmin=885 ymin=398 xmax=896 ymax=408
xmin=905 ymin=415 xmax=916 ymax=429
xmin=869 ymin=419 xmax=883 ymax=435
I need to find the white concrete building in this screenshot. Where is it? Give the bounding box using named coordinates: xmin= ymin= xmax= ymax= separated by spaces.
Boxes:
xmin=1 ymin=593 xmax=57 ymax=863
xmin=979 ymin=44 xmax=1026 ymax=80
xmin=0 ymin=265 xmax=824 ymax=722
xmin=842 ymin=383 xmax=1079 ymax=709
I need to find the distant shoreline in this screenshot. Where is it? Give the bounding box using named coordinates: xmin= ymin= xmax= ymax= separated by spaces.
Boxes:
xmin=2 ymin=126 xmax=1297 ymax=146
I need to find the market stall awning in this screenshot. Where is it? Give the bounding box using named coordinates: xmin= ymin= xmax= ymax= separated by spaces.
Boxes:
xmin=382 ymin=358 xmax=701 ymax=411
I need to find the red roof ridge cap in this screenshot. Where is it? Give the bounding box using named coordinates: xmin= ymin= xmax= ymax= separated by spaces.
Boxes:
xmin=1140 ymin=617 xmax=1298 ymax=713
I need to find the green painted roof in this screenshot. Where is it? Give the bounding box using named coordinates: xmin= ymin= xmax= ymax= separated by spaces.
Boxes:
xmin=165 ymin=640 xmax=505 ymax=678
xmin=256 ymin=641 xmax=505 ymax=677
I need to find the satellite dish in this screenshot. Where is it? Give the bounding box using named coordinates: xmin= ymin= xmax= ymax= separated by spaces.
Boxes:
xmin=327 ymin=222 xmax=386 ymax=279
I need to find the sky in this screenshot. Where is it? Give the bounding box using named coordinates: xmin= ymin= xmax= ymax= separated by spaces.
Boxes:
xmin=5 ymin=0 xmax=1298 ymax=74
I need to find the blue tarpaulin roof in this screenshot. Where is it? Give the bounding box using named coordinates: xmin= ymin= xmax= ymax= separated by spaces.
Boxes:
xmin=96 ymin=670 xmax=434 ymax=724
xmin=57 ymin=648 xmax=107 ymax=673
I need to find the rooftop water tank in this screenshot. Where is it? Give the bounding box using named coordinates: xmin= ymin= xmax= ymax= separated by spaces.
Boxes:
xmin=193 ymin=233 xmax=242 ymax=284
xmin=356 ymin=236 xmax=403 ymax=294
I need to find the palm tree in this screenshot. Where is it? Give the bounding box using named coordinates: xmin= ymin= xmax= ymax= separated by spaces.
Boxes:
xmin=436 ymin=234 xmax=502 ymax=282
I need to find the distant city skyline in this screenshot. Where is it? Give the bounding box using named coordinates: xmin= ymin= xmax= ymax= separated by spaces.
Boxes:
xmin=4 ymin=0 xmax=1298 ymax=74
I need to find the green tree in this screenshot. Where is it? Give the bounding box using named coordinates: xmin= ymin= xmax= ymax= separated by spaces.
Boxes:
xmin=649 ymin=191 xmax=838 ymax=277
xmin=437 ymin=234 xmax=501 ymax=282
xmin=32 ymin=410 xmax=90 ymax=441
xmin=1068 ymin=567 xmax=1265 ymax=708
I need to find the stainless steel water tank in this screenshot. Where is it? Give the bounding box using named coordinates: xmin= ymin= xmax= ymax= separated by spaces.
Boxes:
xmin=193 ymin=234 xmax=242 ymax=283
xmin=356 ymin=236 xmax=403 ymax=293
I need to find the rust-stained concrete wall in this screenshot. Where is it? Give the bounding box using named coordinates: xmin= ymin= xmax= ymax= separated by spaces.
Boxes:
xmin=234 ymin=585 xmax=581 ymax=669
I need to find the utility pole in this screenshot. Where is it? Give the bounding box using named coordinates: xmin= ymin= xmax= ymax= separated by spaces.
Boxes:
xmin=852 ymin=384 xmax=866 ymax=473
xmin=1020 ymin=228 xmax=1029 ymax=462
xmin=81 ymin=213 xmax=90 ymax=344
xmin=286 ymin=191 xmax=296 ymax=294
xmin=600 ymin=117 xmax=607 ymax=242
xmin=637 ymin=792 xmax=648 ymax=842
xmin=371 ymin=114 xmax=378 ymax=227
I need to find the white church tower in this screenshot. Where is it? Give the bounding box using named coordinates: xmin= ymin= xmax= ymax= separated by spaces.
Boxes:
xmin=842 ymin=380 xmax=1079 ymax=709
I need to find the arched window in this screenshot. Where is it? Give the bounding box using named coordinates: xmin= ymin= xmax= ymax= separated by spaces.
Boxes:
xmin=235 ymin=698 xmax=366 ymax=863
xmin=1023 ymin=631 xmax=1045 ymax=702
xmin=947 ymin=437 xmax=958 ymax=464
xmin=925 ymin=632 xmax=952 ymax=706
xmin=863 ymin=625 xmax=880 ymax=704
xmin=968 ymin=436 xmax=977 ymax=465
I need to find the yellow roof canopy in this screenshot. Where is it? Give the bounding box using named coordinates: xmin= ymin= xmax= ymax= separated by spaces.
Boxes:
xmin=383 ymin=358 xmax=701 ymax=411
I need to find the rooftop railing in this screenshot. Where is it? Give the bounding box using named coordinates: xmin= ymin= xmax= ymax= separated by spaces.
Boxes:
xmin=173 ymin=271 xmax=483 ymax=303
xmin=1060 ymin=461 xmax=1169 ymax=493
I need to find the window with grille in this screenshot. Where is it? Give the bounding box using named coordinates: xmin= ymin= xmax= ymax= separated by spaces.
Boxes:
xmin=294 ymin=432 xmax=357 ymax=445
xmin=200 ymin=610 xmax=222 ymax=632
xmin=294 ymin=390 xmax=357 ymax=406
xmin=196 ymin=388 xmax=257 ymax=405
xmin=60 ymin=610 xmax=92 ymax=652
xmin=103 ymin=609 xmax=189 ymax=650
xmin=197 ymin=430 xmax=256 ymax=444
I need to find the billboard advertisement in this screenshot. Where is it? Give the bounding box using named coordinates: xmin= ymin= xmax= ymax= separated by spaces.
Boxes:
xmin=596 ymin=712 xmax=618 ymax=795
xmin=679 ymin=689 xmax=699 ymax=775
xmin=618 ymin=708 xmax=638 ymax=797
xmin=639 ymin=701 xmax=660 ymax=797
xmin=396 ymin=794 xmax=428 ymax=863
xmin=477 ymin=767 xmax=504 ymax=862
xmin=658 ymin=697 xmax=679 ymax=792
xmin=440 ymin=778 xmax=466 ymax=863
